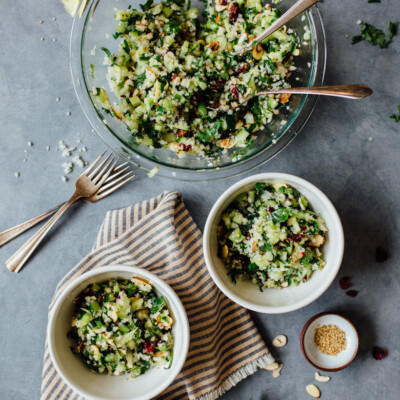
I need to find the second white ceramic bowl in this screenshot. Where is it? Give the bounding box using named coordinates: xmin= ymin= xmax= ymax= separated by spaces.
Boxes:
xmin=48 ymin=265 xmax=189 ymax=400
xmin=203 ymin=173 xmax=344 ymax=314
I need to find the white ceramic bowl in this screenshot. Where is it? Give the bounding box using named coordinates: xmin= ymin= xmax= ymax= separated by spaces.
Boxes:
xmin=300 ymin=313 xmax=359 ymax=371
xmin=203 ymin=173 xmax=344 ymax=314
xmin=48 ymin=265 xmax=190 ymax=400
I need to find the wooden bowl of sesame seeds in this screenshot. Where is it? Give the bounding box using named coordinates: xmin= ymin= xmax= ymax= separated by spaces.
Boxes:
xmin=300 ymin=312 xmax=359 ymax=372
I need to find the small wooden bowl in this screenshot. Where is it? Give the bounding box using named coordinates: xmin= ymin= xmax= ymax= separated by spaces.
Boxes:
xmin=300 ymin=312 xmax=359 ymax=372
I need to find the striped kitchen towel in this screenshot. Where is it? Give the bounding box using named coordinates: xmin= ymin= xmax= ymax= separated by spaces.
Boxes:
xmin=41 ymin=191 xmax=274 ymax=400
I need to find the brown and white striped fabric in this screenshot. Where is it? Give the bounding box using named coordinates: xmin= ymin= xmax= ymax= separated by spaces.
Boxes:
xmin=41 ymin=191 xmax=274 ymax=400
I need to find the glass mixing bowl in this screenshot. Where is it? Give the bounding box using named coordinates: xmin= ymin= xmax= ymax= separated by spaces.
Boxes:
xmin=70 ymin=0 xmax=326 ymax=180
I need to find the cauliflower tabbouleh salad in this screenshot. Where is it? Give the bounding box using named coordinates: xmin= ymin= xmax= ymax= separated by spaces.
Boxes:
xmin=217 ymin=183 xmax=327 ymax=289
xmin=93 ymin=0 xmax=299 ymax=158
xmin=70 ymin=277 xmax=174 ymax=376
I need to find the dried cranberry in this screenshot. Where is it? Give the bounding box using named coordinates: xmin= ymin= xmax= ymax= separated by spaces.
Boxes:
xmin=180 ymin=143 xmax=192 ymax=152
xmin=372 ymin=346 xmax=388 ymax=360
xmin=236 ymin=64 xmax=247 ymax=75
xmin=288 ymin=234 xmax=306 ymax=242
xmin=375 ymin=246 xmax=389 ymax=263
xmin=268 ymin=207 xmax=275 ymax=214
xmin=231 ymin=86 xmax=239 ymax=99
xmin=339 ymin=276 xmax=352 ymax=290
xmin=143 ymin=340 xmax=155 ymax=353
xmin=246 ymin=233 xmax=251 ymax=239
xmin=345 ymin=290 xmax=358 ymax=298
xmin=229 ymin=3 xmax=239 ymax=25
xmin=221 ymin=0 xmax=228 ymax=5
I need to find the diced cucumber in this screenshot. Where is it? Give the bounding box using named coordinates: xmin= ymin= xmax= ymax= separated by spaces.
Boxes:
xmin=162 ymin=7 xmax=173 ymax=18
xmin=129 ymin=96 xmax=142 ymax=107
xmin=229 ymin=228 xmax=244 ymax=243
xmin=131 ymin=298 xmax=144 ymax=311
xmin=222 ymin=213 xmax=231 ymax=229
xmin=248 ymin=190 xmax=255 ymax=203
xmin=232 ymin=212 xmax=244 ymax=225
xmin=80 ymin=313 xmax=92 ymax=327
xmin=89 ymin=301 xmax=101 ymax=313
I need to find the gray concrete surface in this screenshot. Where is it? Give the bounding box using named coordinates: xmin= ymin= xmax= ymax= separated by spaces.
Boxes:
xmin=1 ymin=0 xmax=399 ymax=399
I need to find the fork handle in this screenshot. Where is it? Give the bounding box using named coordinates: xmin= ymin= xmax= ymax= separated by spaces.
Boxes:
xmin=0 ymin=204 xmax=63 ymax=248
xmin=5 ymin=193 xmax=81 ymax=273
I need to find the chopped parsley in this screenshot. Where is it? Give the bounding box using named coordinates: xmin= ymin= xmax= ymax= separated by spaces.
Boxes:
xmin=390 ymin=105 xmax=400 ymax=123
xmin=352 ymin=21 xmax=399 ymax=48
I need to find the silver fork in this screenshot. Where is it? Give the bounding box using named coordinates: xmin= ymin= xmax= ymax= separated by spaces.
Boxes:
xmin=0 ymin=163 xmax=134 ymax=249
xmin=5 ymin=151 xmax=131 ymax=273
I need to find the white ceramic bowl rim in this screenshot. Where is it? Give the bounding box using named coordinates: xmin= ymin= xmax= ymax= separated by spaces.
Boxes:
xmin=47 ymin=265 xmax=190 ymax=400
xmin=203 ymin=172 xmax=344 ymax=314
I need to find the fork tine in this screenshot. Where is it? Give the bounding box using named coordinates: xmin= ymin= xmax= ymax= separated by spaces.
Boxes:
xmin=96 ymin=174 xmax=135 ymax=200
xmin=105 ymin=165 xmax=130 ymax=183
xmin=84 ymin=149 xmax=107 ymax=175
xmin=114 ymin=162 xmax=128 ymax=171
xmin=98 ymin=171 xmax=134 ymax=194
xmin=88 ymin=153 xmax=112 ymax=180
xmin=93 ymin=157 xmax=118 ymax=186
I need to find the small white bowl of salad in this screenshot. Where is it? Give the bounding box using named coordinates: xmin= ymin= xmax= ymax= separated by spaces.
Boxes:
xmin=203 ymin=173 xmax=344 ymax=314
xmin=47 ymin=265 xmax=189 ymax=400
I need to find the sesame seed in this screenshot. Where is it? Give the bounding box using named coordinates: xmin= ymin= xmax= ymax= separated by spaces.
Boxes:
xmin=40 ymin=37 xmax=45 ymax=41
xmin=46 ymin=146 xmax=50 ymax=151
xmin=52 ymin=38 xmax=57 ymax=42
xmin=52 ymin=17 xmax=56 ymax=21
xmin=368 ymin=136 xmax=374 ymax=142
xmin=39 ymin=20 xmax=43 ymax=24
xmin=61 ymin=176 xmax=68 ymax=182
xmin=345 ymin=34 xmax=349 ymax=38
xmin=27 ymin=141 xmax=33 ymax=146
xmin=66 ymin=111 xmax=71 ymax=116
xmin=56 ymin=97 xmax=60 ymax=102
xmin=357 ymin=19 xmax=363 ymax=25
xmin=15 ymin=172 xmax=20 ymax=178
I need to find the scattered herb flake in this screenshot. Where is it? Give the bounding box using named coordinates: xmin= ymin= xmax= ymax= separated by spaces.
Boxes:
xmin=90 ymin=64 xmax=95 ymax=79
xmin=390 ymin=105 xmax=400 ymax=123
xmin=352 ymin=22 xmax=399 ymax=48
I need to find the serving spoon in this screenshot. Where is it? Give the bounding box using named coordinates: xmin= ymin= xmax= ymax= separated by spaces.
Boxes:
xmin=209 ymin=84 xmax=373 ymax=111
xmin=235 ymin=0 xmax=320 ymax=56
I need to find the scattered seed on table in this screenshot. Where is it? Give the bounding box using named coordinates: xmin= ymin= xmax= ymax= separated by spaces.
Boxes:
xmin=52 ymin=17 xmax=56 ymax=21
xmin=27 ymin=141 xmax=33 ymax=146
xmin=40 ymin=37 xmax=45 ymax=41
xmin=14 ymin=172 xmax=20 ymax=178
xmin=39 ymin=20 xmax=43 ymax=24
xmin=357 ymin=19 xmax=363 ymax=25
xmin=345 ymin=34 xmax=349 ymax=38
xmin=56 ymin=97 xmax=60 ymax=102
xmin=52 ymin=38 xmax=57 ymax=42
xmin=368 ymin=137 xmax=374 ymax=142
xmin=66 ymin=111 xmax=71 ymax=116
